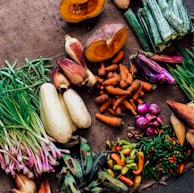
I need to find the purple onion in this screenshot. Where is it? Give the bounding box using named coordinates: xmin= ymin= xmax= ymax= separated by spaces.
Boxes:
xmin=149 ymin=120 xmax=160 ymax=128
xmin=145 ymin=127 xmax=156 ymax=136
xmin=148 ymin=103 xmax=161 ymax=115
xmin=136 ymin=103 xmax=149 ymax=115
xmin=145 ymin=113 xmax=157 ymax=122
xmin=135 ymin=116 xmax=149 ymax=130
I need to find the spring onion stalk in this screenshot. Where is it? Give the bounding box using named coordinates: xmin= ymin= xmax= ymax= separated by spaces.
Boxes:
xmin=0 ymin=58 xmax=70 ymax=178
xmin=168 ymin=45 xmax=194 ymax=102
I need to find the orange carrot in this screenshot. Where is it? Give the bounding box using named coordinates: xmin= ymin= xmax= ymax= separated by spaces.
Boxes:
xmin=129 ymin=63 xmax=137 ymax=74
xmin=119 ymin=175 xmax=134 ymax=186
xmin=113 ymin=72 xmax=121 ymax=79
xmin=102 ymin=77 xmax=120 ymax=86
xmin=105 ymin=64 xmax=119 ymax=72
xmin=115 ymin=105 xmax=124 ymax=117
xmin=133 ymin=151 xmax=144 ymax=175
xmin=99 ymin=98 xmax=112 ymax=112
xmin=113 ymin=95 xmax=128 ymax=110
xmin=132 ymin=83 xmax=142 ymax=101
xmin=95 ymin=75 xmax=104 ymax=84
xmin=112 ymin=50 xmax=125 ymax=63
xmin=106 ymin=71 xmax=114 ymax=78
xmin=136 ymin=98 xmax=144 ymax=105
xmin=126 ymin=72 xmax=133 ymax=85
xmin=140 ymin=80 xmax=153 ymax=92
xmin=98 ymin=62 xmax=106 ymax=77
xmin=129 ymin=99 xmax=136 ymax=111
xmin=127 ymin=79 xmax=141 ymax=96
xmin=99 ymin=90 xmax=106 ymax=95
xmin=94 ymin=94 xmax=109 ymax=103
xmin=95 ymin=113 xmax=123 ymax=127
xmin=122 ymin=100 xmax=137 ymax=116
xmin=119 ymin=63 xmax=128 ymax=81
xmin=106 ymin=86 xmax=131 ymax=95
xmin=110 ymin=153 xmax=125 ymax=166
xmin=119 ymin=79 xmax=129 ymax=89
xmin=107 ymin=107 xmax=116 ymax=116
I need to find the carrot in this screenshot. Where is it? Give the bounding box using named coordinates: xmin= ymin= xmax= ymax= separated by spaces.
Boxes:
xmin=98 ymin=62 xmax=106 ymax=77
xmin=99 ymin=98 xmax=112 ymax=112
xmin=113 ymin=72 xmax=121 ymax=79
xmin=106 ymin=71 xmax=114 ymax=78
xmin=119 ymin=63 xmax=128 ymax=81
xmin=127 ymin=79 xmax=141 ymax=96
xmin=136 ymin=98 xmax=144 ymax=105
xmin=106 ymin=86 xmax=131 ymax=95
xmin=119 ymin=175 xmax=134 ymax=186
xmin=129 ymin=63 xmax=137 ymax=74
xmin=95 ymin=113 xmax=123 ymax=127
xmin=132 ymin=83 xmax=142 ymax=101
xmin=133 ymin=151 xmax=144 ymax=175
xmin=112 ymin=95 xmax=128 ymax=110
xmin=126 ymin=72 xmax=133 ymax=85
xmin=115 ymin=105 xmax=124 ymax=117
xmin=105 ymin=64 xmax=119 ymax=73
xmin=112 ymin=50 xmax=125 ymax=63
xmin=99 ymin=90 xmax=106 ymax=95
xmin=119 ymin=79 xmax=129 ymax=89
xmin=94 ymin=94 xmax=109 ymax=103
xmin=110 ymin=153 xmax=125 ymax=167
xmin=95 ymin=75 xmax=104 ymax=84
xmin=122 ymin=100 xmax=137 ymax=116
xmin=129 ymin=99 xmax=136 ymax=111
xmin=107 ymin=107 xmax=116 ymax=116
xmin=140 ymin=80 xmax=153 ymax=92
xmin=102 ymin=77 xmax=120 ymax=86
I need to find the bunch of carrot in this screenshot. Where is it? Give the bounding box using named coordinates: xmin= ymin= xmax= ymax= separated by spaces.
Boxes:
xmin=94 ymin=50 xmax=153 ymax=127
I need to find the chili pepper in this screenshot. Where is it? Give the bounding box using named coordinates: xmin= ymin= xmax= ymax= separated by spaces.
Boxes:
xmin=133 ymin=151 xmax=144 ymax=175
xmin=119 ymin=175 xmax=134 ymax=186
xmin=111 ymin=153 xmax=125 ymax=167
xmin=107 ymin=159 xmax=114 ymax=169
xmin=118 ymin=139 xmax=132 ymax=145
xmin=115 ymin=145 xmax=122 ymax=152
xmin=113 ymin=164 xmax=123 ymax=171
xmin=121 ymin=148 xmax=130 ymax=155
xmin=125 ymin=163 xmax=137 ymax=170
xmin=119 ymin=151 xmax=125 ymax=165
xmin=125 ymin=159 xmax=135 ymax=164
xmin=107 ymin=168 xmax=115 ymax=177
xmin=121 ymin=166 xmax=130 ymax=175
xmin=177 ymin=163 xmax=184 ymax=175
xmin=122 ymin=143 xmax=137 ymax=149
xmin=133 ymin=175 xmax=142 ymax=191
xmin=130 ymin=149 xmax=138 ymax=160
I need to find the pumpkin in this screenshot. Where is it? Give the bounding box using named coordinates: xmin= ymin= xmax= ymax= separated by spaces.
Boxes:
xmin=59 ymin=0 xmax=105 ymax=23
xmin=84 ymin=23 xmax=129 ymax=63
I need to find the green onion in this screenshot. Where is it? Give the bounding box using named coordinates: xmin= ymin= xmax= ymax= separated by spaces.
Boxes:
xmin=0 ymin=57 xmax=70 ymax=178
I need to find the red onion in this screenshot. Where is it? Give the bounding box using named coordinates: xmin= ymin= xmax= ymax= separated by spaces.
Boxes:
xmin=135 ymin=116 xmax=149 ymax=130
xmin=145 ymin=127 xmax=156 ymax=136
xmin=149 ymin=120 xmax=160 ymax=128
xmin=148 ymin=103 xmax=161 ymax=115
xmin=145 ymin=113 xmax=157 ymax=122
xmin=136 ymin=103 xmax=149 ymax=115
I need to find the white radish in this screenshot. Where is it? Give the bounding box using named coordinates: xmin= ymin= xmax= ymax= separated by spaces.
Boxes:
xmin=63 ymin=88 xmax=91 ymax=129
xmin=39 ymin=83 xmax=72 ymax=143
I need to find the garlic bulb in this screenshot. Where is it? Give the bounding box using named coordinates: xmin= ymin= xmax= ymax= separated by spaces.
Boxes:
xmin=113 ymin=0 xmax=130 ymax=9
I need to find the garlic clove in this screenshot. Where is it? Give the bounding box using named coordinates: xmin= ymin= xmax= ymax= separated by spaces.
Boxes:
xmin=64 ymin=34 xmax=87 ymax=69
xmin=52 ymin=65 xmax=70 ymax=93
xmin=57 ymin=57 xmax=89 ymax=86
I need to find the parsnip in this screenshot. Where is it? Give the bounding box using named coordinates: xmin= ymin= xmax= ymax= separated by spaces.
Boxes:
xmin=58 ymin=93 xmax=77 ymax=133
xmin=170 ymin=113 xmax=186 ymax=146
xmin=63 ymin=88 xmax=91 ymax=129
xmin=39 ymin=83 xmax=72 ymax=143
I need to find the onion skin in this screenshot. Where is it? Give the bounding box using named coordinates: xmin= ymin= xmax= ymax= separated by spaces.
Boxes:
xmin=136 ymin=103 xmax=149 ymax=115
xmin=148 ymin=103 xmax=161 ymax=115
xmin=145 ymin=127 xmax=156 ymax=136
